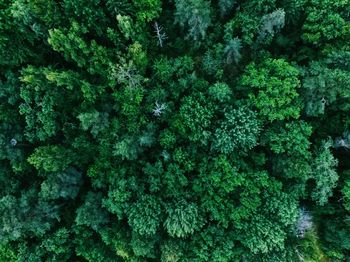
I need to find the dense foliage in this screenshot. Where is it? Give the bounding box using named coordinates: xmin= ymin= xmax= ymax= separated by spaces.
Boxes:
xmin=0 ymin=0 xmax=349 ymax=261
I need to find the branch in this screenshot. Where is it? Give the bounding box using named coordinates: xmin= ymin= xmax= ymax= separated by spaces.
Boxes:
xmin=154 ymin=22 xmax=167 ymax=47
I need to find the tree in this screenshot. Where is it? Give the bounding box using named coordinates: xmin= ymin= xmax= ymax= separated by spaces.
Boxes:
xmin=184 ymin=225 xmax=240 ymax=261
xmin=48 ymin=21 xmax=113 ymax=77
xmin=102 ymin=178 xmax=132 ymax=220
xmin=0 ymin=190 xmax=60 ymax=244
xmin=40 ymin=168 xmax=82 ymax=201
xmin=193 ymin=155 xmax=244 ymax=227
xmin=212 ymin=107 xmax=261 ymax=154
xmin=19 ymin=66 xmax=70 ymax=142
xmin=164 ymin=200 xmax=204 ymax=238
xmin=341 ymin=171 xmax=350 ymax=212
xmin=202 ymin=44 xmax=224 ymax=78
xmin=133 ymin=0 xmax=162 ymax=22
xmin=174 ymin=94 xmax=214 ymax=145
xmin=219 ymin=0 xmax=237 ymax=17
xmin=301 ymin=54 xmax=350 ymax=116
xmin=0 ymin=243 xmax=16 ymax=262
xmin=311 ymin=140 xmax=338 ymax=206
xmin=261 ymin=121 xmax=312 ymax=158
xmin=238 ymin=178 xmax=299 ymax=256
xmin=258 ymin=9 xmax=285 ymax=43
xmin=28 ymin=145 xmax=74 ymax=172
xmin=224 ymin=37 xmax=242 ymax=65
xmin=0 ymin=0 xmax=45 ymax=67
xmin=78 ymin=110 xmax=109 ymax=137
xmin=241 ymin=58 xmax=301 ymax=121
xmin=174 ymin=0 xmax=212 ymax=40
xmin=62 ymin=0 xmax=108 ymax=34
xmin=208 ymin=82 xmax=232 ymax=102
xmin=127 ymin=195 xmax=162 ymax=236
xmin=301 ymin=0 xmax=350 ymax=50
xmin=75 ymin=192 xmax=110 ymax=231
xmin=40 ymin=228 xmax=74 ymax=261
xmin=239 ymin=215 xmax=287 ymax=254
xmin=222 ymin=0 xmax=278 ymax=46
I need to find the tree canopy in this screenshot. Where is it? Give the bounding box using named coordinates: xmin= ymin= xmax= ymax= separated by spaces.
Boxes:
xmin=0 ymin=0 xmax=349 ymax=261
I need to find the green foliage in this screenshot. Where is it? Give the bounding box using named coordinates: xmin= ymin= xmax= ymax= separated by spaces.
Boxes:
xmin=28 ymin=145 xmax=74 ymax=172
xmin=175 ymin=94 xmax=214 ymax=144
xmin=78 ymin=110 xmax=109 ymax=137
xmin=240 ymin=215 xmax=287 ymax=254
xmin=0 ymin=0 xmax=43 ymax=67
xmin=134 ymin=0 xmax=162 ymax=22
xmin=202 ymin=44 xmax=224 ymax=77
xmin=298 ymin=229 xmax=329 ymax=262
xmin=0 ymin=244 xmax=16 ymax=262
xmin=193 ymin=155 xmax=244 ymax=227
xmin=74 ymin=226 xmax=115 ymax=261
xmin=102 ymin=179 xmax=131 ymax=220
xmin=262 ymin=121 xmax=312 ymax=157
xmin=127 ymin=195 xmax=162 ymax=236
xmin=76 ymin=192 xmax=109 ymax=231
xmin=224 ymin=12 xmax=259 ymax=46
xmin=63 ymin=0 xmax=108 ymax=33
xmin=208 ymin=82 xmax=232 ymax=102
xmin=242 ymin=58 xmax=301 ymax=121
xmin=185 ymin=226 xmax=241 ymax=261
xmin=224 ymin=37 xmax=242 ymax=65
xmin=164 ymin=200 xmax=204 ymax=238
xmin=302 ymin=0 xmax=350 ymax=49
xmin=159 ymin=130 xmax=177 ymax=149
xmin=153 ymin=55 xmax=194 ymax=84
xmin=1 ymin=0 xmax=349 ymax=260
xmin=311 ymin=140 xmax=339 ymax=206
xmin=48 ymin=22 xmax=112 ymax=76
xmin=302 ymin=53 xmax=350 ymax=116
xmin=40 ymin=228 xmax=73 ymax=261
xmin=19 ymin=66 xmax=70 ymax=142
xmin=342 ymin=171 xmax=350 ymax=212
xmin=0 ymin=190 xmax=59 ymax=244
xmin=212 ymin=107 xmax=261 ymax=154
xmin=160 ymin=240 xmax=183 ymax=262
xmin=258 ymin=9 xmax=285 ymax=43
xmin=219 ymin=0 xmax=237 ymax=16
xmin=116 ymin=14 xmax=134 ymax=40
xmin=174 ymin=0 xmax=212 ymax=40
xmin=40 ymin=168 xmax=82 ymax=200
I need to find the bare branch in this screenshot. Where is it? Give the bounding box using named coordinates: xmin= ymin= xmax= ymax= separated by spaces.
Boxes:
xmin=152 ymin=101 xmax=166 ymax=117
xmin=10 ymin=138 xmax=17 ymax=147
xmin=154 ymin=22 xmax=167 ymax=47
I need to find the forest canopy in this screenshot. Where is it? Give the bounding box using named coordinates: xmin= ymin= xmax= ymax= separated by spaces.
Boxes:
xmin=0 ymin=0 xmax=350 ymax=261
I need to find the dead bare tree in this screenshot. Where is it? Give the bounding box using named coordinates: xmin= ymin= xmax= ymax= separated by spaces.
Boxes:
xmin=154 ymin=22 xmax=167 ymax=47
xmin=152 ymin=101 xmax=166 ymax=117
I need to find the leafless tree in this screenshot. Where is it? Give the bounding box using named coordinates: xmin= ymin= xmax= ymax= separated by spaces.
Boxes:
xmin=154 ymin=22 xmax=167 ymax=47
xmin=334 ymin=131 xmax=350 ymax=149
xmin=152 ymin=101 xmax=166 ymax=117
xmin=10 ymin=138 xmax=17 ymax=146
